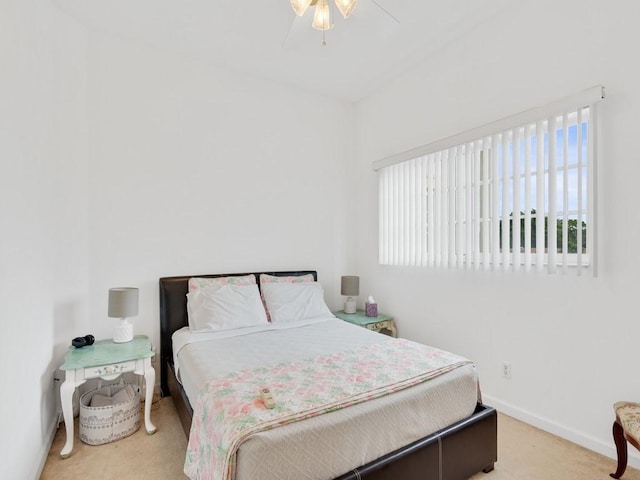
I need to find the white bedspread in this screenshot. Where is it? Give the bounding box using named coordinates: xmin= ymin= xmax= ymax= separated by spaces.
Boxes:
xmin=174 ymin=316 xmax=478 ymax=480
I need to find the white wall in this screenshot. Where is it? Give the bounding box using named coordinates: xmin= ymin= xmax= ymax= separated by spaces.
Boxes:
xmin=2 ymin=7 xmax=353 ymax=476
xmin=355 ymin=0 xmax=640 ymax=466
xmin=0 ymin=2 xmax=89 ymax=478
xmin=84 ymin=32 xmax=355 ymax=360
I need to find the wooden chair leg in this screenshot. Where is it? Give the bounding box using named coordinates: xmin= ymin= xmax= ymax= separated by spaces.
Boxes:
xmin=611 ymin=420 xmax=628 ymax=479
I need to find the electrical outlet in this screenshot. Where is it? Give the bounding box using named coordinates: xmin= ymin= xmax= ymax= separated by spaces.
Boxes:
xmin=502 ymin=362 xmax=512 ymax=379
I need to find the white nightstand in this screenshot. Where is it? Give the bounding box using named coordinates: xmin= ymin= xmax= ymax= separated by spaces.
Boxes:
xmin=334 ymin=310 xmax=397 ymax=337
xmin=58 ymin=335 xmax=157 ymax=458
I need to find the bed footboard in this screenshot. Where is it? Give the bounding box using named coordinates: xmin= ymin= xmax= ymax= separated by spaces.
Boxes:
xmin=335 ymin=403 xmax=497 ymax=480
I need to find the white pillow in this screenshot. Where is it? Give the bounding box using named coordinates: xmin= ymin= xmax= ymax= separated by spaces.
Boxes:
xmin=187 ymin=283 xmax=268 ymax=332
xmin=261 ymin=282 xmax=332 ymax=324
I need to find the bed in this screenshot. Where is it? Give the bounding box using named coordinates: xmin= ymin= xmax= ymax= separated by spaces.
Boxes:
xmin=160 ymin=270 xmax=497 ymax=480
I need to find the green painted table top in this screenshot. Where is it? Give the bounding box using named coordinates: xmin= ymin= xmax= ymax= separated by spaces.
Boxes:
xmin=334 ymin=310 xmax=393 ymax=325
xmin=61 ymin=335 xmax=153 ymax=370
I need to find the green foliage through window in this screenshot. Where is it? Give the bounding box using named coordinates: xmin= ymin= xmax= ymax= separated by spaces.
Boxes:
xmin=499 ymin=210 xmax=586 ymax=254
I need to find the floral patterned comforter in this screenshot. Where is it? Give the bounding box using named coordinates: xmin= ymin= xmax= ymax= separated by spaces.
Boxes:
xmin=184 ymin=338 xmax=472 ymax=480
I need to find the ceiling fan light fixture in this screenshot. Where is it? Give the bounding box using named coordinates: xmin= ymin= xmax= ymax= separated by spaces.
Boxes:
xmin=334 ymin=0 xmax=358 ymax=19
xmin=290 ymin=0 xmax=314 ymax=16
xmin=312 ymin=0 xmax=333 ymax=31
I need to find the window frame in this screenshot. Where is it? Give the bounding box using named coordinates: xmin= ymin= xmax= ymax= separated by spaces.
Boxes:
xmin=374 ymin=86 xmax=604 ymax=275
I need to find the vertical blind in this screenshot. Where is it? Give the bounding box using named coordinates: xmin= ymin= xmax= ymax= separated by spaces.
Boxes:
xmin=375 ymin=86 xmax=604 ymax=275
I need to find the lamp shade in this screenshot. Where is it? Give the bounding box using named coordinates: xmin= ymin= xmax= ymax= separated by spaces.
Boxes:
xmin=335 ymin=0 xmax=358 ymax=18
xmin=108 ymin=287 xmax=139 ymax=318
xmin=290 ymin=0 xmax=313 ymax=16
xmin=312 ymin=0 xmax=333 ymax=31
xmin=340 ymin=276 xmax=359 ymax=296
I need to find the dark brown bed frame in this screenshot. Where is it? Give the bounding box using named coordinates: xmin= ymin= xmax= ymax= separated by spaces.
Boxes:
xmin=160 ymin=271 xmax=497 ymax=480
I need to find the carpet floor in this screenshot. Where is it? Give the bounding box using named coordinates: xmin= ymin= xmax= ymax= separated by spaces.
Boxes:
xmin=41 ymin=397 xmax=640 ymax=479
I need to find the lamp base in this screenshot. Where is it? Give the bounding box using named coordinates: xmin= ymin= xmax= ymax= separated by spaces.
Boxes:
xmin=113 ymin=318 xmax=133 ymax=343
xmin=344 ymin=298 xmax=357 ymax=314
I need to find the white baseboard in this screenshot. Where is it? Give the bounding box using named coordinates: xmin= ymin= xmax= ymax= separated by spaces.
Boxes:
xmin=483 ymin=394 xmax=640 ymax=470
xmin=34 ymin=416 xmax=61 ymax=480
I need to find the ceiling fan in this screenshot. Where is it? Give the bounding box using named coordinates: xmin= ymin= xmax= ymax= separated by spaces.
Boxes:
xmin=286 ymin=0 xmax=399 ymax=47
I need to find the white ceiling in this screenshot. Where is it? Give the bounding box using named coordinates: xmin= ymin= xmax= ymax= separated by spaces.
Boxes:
xmin=53 ymin=0 xmax=512 ymax=102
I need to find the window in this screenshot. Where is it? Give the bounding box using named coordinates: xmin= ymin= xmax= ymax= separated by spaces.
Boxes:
xmin=374 ymin=86 xmax=604 ymax=275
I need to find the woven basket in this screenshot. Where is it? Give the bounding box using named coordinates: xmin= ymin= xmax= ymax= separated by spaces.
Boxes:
xmin=79 ymin=382 xmax=141 ymax=446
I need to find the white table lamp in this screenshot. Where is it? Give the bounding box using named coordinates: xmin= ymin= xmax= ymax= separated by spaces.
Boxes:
xmin=341 ymin=276 xmax=359 ymax=314
xmin=108 ymin=287 xmax=138 ymax=343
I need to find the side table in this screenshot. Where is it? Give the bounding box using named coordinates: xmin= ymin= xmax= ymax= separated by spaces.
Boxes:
xmin=334 ymin=310 xmax=397 ymax=337
xmin=59 ymin=335 xmax=157 ymax=458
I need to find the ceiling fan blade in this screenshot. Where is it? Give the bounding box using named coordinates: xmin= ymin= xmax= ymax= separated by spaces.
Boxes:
xmin=345 ymin=0 xmax=400 ymax=39
xmin=368 ymin=0 xmax=400 ymax=24
xmin=282 ymin=13 xmax=320 ymax=50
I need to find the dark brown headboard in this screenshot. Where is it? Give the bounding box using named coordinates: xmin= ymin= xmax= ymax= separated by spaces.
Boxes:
xmin=159 ymin=270 xmax=317 ymax=396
